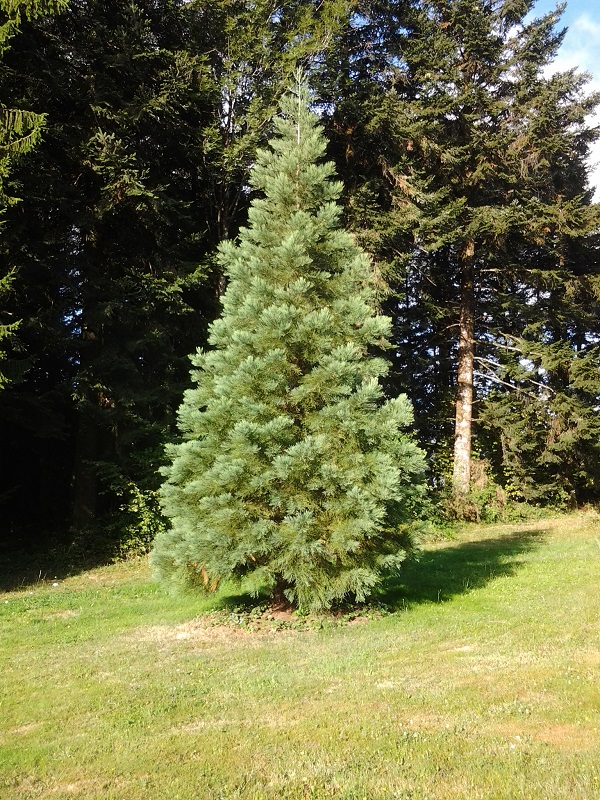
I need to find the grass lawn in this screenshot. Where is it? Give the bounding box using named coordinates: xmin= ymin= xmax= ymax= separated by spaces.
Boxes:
xmin=1 ymin=512 xmax=599 ymax=799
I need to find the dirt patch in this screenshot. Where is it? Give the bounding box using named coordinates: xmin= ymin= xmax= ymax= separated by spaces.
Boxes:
xmin=128 ymin=619 xmax=287 ymax=648
xmin=128 ymin=603 xmax=388 ymax=647
xmin=174 ymin=715 xmax=300 ymax=734
xmin=48 ymin=776 xmax=135 ymax=796
xmin=396 ymin=712 xmax=454 ymax=731
xmin=267 ymin=608 xmax=295 ymax=622
xmin=51 ymin=783 xmax=86 ymax=795
xmin=49 ymin=778 xmax=110 ymax=796
xmin=375 ymin=680 xmax=399 ymax=690
xmin=346 ymin=615 xmax=370 ymax=626
xmin=575 ymin=649 xmax=600 ymax=666
xmin=0 ymin=775 xmax=102 ymax=800
xmin=440 ymin=642 xmax=476 ymax=653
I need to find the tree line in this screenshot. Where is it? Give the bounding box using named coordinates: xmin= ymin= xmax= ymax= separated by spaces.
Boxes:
xmin=1 ymin=0 xmax=599 ymax=563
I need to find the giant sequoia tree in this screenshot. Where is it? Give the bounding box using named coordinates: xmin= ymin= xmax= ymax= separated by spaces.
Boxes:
xmin=152 ymin=84 xmax=426 ymax=609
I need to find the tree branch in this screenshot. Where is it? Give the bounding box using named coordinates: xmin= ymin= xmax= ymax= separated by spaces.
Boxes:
xmin=474 ymin=370 xmax=544 ymax=400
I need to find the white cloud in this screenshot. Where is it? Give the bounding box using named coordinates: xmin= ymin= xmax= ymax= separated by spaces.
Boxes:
xmin=547 ymin=13 xmax=600 ymax=198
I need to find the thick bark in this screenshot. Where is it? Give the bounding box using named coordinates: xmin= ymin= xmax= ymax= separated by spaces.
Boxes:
xmin=453 ymin=240 xmax=475 ymax=495
xmin=272 ymin=574 xmax=293 ymax=610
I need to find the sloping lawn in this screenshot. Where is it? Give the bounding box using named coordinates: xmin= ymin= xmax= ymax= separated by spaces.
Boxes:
xmin=1 ymin=512 xmax=599 ymax=799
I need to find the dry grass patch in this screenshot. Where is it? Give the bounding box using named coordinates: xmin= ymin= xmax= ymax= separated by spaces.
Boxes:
xmin=1 ymin=723 xmax=43 ymax=739
xmin=128 ymin=619 xmax=300 ymax=648
xmin=533 ymin=724 xmax=600 ymax=751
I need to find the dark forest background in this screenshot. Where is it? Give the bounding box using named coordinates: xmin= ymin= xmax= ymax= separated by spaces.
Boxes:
xmin=1 ymin=0 xmax=599 ymax=568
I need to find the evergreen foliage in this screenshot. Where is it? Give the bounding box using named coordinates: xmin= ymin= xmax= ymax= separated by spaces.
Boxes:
xmin=152 ymin=82 xmax=426 ymax=610
xmin=0 ymin=0 xmax=68 ymax=391
xmin=0 ymin=0 xmax=219 ymax=536
xmin=0 ymin=0 xmax=69 ymax=207
xmin=1 ymin=0 xmax=600 ymax=559
xmin=0 ymin=0 xmax=352 ymax=544
xmin=319 ymin=0 xmax=600 ymax=505
xmin=0 ymin=269 xmax=21 ymax=388
xmin=197 ymin=0 xmax=349 ymax=243
xmin=479 ymin=275 xmax=600 ymax=505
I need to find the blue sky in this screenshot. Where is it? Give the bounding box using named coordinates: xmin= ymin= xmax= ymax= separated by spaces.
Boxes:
xmin=531 ymin=0 xmax=600 ymax=195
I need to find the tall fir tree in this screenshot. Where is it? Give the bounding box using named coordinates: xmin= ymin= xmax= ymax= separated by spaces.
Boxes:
xmin=478 ymin=256 xmax=600 ymax=506
xmin=0 ymin=0 xmax=69 ymax=208
xmin=0 ymin=0 xmax=219 ymax=540
xmin=0 ymin=0 xmax=68 ymax=389
xmin=152 ymin=81 xmax=426 ymax=610
xmin=318 ymin=0 xmax=600 ymax=504
xmin=198 ymin=0 xmax=349 ymax=245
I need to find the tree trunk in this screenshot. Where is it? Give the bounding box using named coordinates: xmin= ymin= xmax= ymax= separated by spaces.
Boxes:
xmin=453 ymin=240 xmax=475 ymax=496
xmin=71 ymin=278 xmax=100 ymax=531
xmin=272 ymin=574 xmax=293 ymax=610
xmin=71 ymin=406 xmax=98 ymax=530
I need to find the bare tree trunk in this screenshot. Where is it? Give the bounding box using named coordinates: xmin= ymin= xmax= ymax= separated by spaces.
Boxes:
xmin=453 ymin=240 xmax=475 ymax=496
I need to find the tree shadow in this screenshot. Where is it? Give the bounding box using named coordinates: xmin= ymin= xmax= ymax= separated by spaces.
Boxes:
xmin=0 ymin=529 xmax=131 ymax=592
xmin=0 ymin=524 xmax=547 ymax=606
xmin=0 ymin=540 xmax=82 ymax=592
xmin=378 ymin=527 xmax=546 ymax=609
xmin=191 ymin=528 xmax=548 ymax=615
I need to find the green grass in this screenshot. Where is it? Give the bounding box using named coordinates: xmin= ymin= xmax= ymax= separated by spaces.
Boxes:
xmin=1 ymin=512 xmax=599 ymax=799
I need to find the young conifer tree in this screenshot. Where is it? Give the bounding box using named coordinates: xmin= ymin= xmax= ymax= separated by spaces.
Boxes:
xmin=151 ymin=80 xmax=426 ymax=610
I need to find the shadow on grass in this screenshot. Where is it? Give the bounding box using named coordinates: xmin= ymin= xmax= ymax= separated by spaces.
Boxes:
xmin=0 ymin=525 xmax=547 ymax=609
xmin=194 ymin=527 xmax=549 ymax=616
xmin=0 ymin=544 xmax=93 ymax=592
xmin=378 ymin=527 xmax=546 ymax=610
xmin=0 ymin=531 xmax=136 ymax=592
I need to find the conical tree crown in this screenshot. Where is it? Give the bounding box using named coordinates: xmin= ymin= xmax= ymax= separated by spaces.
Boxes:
xmin=151 ymin=81 xmax=426 ymax=610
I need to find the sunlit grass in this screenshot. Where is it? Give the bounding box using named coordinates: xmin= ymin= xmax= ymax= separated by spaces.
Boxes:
xmin=1 ymin=512 xmax=599 ymax=799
